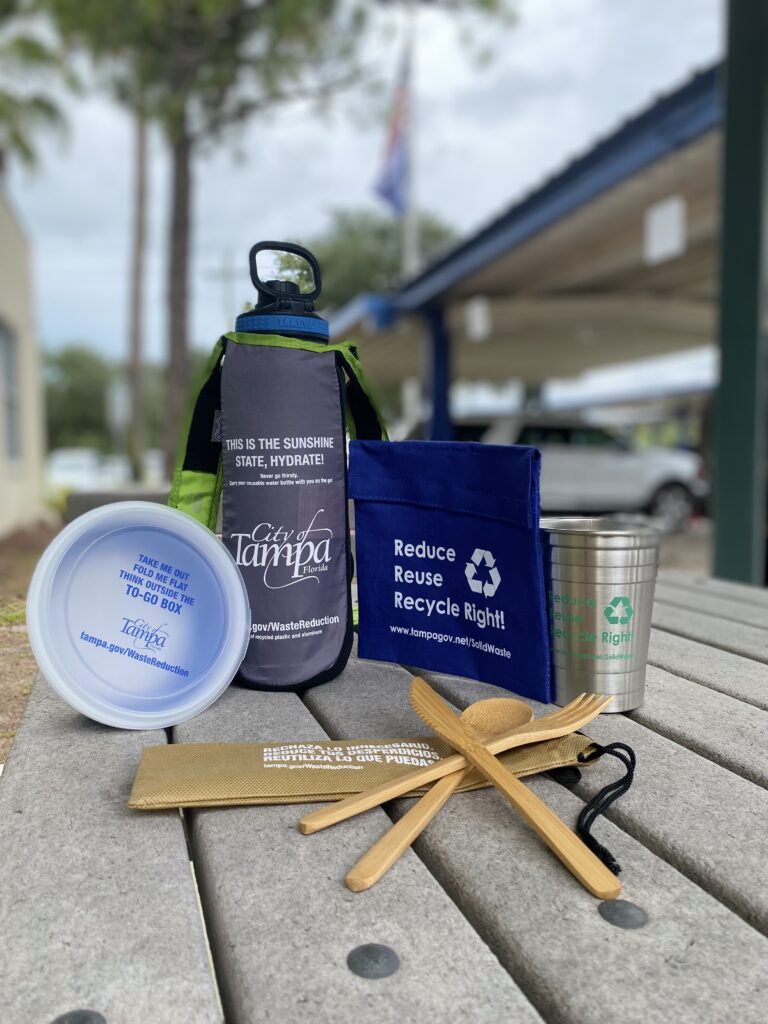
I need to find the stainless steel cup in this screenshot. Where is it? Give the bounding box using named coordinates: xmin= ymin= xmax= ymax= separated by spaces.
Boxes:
xmin=539 ymin=517 xmax=660 ymax=713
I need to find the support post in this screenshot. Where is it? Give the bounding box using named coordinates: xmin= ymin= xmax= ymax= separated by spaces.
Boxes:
xmin=424 ymin=307 xmax=452 ymax=440
xmin=524 ymin=382 xmax=543 ymax=411
xmin=714 ymin=1 xmax=768 ymax=583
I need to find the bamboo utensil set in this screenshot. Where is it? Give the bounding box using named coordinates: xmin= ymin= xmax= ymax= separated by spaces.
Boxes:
xmin=299 ymin=680 xmax=619 ymax=900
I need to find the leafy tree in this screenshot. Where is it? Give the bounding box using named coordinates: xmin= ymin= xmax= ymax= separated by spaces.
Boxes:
xmin=45 ymin=345 xmax=113 ymax=451
xmin=45 ymin=0 xmax=511 ymax=476
xmin=46 ymin=0 xmax=374 ymax=474
xmin=0 ymin=0 xmax=70 ymax=172
xmin=277 ymin=208 xmax=457 ymax=311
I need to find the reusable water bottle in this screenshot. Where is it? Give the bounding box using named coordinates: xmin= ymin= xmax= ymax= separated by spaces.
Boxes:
xmin=170 ymin=242 xmax=387 ymax=690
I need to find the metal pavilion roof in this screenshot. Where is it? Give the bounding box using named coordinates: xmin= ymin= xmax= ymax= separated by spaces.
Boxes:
xmin=331 ymin=65 xmax=723 ymax=387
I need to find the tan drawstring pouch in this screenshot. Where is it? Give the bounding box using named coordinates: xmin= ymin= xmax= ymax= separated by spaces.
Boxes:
xmin=128 ymin=733 xmax=596 ymax=810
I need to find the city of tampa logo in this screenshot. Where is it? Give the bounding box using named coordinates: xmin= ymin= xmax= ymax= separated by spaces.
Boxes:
xmin=121 ymin=618 xmax=168 ymax=651
xmin=465 ymin=548 xmax=502 ymax=598
xmin=231 ymin=509 xmax=332 ymax=589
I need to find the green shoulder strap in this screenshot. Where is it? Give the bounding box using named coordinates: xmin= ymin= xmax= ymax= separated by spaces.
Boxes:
xmin=167 ymin=334 xmax=388 ymax=529
xmin=167 ymin=337 xmax=225 ymax=528
xmin=333 ymin=339 xmax=389 ymax=442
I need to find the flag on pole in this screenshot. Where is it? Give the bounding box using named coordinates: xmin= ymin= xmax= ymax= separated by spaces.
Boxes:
xmin=374 ymin=51 xmax=410 ymax=217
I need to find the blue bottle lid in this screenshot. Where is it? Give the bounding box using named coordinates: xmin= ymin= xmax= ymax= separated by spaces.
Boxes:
xmin=26 ymin=501 xmax=250 ymax=729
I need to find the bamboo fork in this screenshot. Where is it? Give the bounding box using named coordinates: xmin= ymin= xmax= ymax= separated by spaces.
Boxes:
xmin=299 ymin=692 xmax=612 ymax=836
xmin=345 ymin=689 xmax=611 ymax=891
xmin=410 ymin=677 xmax=620 ymax=899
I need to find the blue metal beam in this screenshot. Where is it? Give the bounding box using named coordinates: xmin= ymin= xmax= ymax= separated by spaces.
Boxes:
xmin=425 ymin=308 xmax=452 ymax=441
xmin=329 ymin=293 xmax=396 ymax=340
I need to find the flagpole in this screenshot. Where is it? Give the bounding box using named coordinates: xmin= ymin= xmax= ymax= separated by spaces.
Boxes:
xmin=402 ymin=0 xmax=420 ymax=279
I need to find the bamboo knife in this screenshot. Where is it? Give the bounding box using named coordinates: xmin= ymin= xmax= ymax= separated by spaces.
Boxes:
xmin=409 ymin=676 xmax=621 ymax=900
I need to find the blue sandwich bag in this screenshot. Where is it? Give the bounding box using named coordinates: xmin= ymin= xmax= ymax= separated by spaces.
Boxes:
xmin=349 ymin=441 xmax=551 ymax=703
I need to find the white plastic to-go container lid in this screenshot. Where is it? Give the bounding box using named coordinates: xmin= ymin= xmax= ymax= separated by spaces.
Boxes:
xmin=26 ymin=501 xmax=250 ymax=729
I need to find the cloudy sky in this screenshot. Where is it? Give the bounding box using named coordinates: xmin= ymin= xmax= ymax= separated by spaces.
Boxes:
xmin=7 ymin=0 xmax=722 ymax=366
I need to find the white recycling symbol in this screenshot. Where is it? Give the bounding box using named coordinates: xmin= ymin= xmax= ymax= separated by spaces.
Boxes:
xmin=465 ymin=548 xmax=502 ymax=598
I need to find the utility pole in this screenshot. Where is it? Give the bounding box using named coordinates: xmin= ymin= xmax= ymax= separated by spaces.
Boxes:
xmin=207 ymin=250 xmax=241 ymax=327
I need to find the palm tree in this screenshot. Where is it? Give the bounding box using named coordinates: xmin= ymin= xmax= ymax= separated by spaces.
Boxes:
xmin=0 ymin=7 xmax=68 ymax=174
xmin=29 ymin=0 xmax=152 ymax=480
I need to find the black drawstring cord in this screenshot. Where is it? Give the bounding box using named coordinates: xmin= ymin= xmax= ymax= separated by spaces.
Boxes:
xmin=576 ymin=742 xmax=636 ymax=876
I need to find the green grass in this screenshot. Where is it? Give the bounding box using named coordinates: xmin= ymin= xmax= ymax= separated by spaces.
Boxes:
xmin=0 ymin=600 xmax=26 ymax=626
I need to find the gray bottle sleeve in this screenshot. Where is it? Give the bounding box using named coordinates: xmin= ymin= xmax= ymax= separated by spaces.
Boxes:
xmin=220 ymin=342 xmax=351 ymax=688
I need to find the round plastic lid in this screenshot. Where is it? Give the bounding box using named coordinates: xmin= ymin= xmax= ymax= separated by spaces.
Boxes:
xmin=26 ymin=501 xmax=250 ymax=729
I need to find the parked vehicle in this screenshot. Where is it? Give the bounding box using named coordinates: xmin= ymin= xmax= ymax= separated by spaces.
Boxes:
xmin=488 ymin=417 xmax=707 ymax=529
xmin=409 ymin=416 xmax=709 ymax=530
xmin=45 ymin=448 xmax=104 ymax=491
xmin=45 ymin=447 xmax=168 ymax=491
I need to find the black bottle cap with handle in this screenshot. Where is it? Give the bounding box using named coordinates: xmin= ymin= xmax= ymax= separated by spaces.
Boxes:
xmin=234 ymin=241 xmax=329 ymax=342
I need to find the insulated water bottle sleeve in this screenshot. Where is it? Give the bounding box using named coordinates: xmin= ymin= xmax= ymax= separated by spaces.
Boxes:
xmin=220 ymin=342 xmax=353 ymax=690
xmin=168 ymin=330 xmax=387 ymax=692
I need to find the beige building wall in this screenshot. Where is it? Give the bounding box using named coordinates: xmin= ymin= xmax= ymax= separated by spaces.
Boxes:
xmin=0 ymin=189 xmax=45 ymax=536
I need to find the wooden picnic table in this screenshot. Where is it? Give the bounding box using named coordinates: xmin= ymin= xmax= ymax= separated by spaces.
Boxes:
xmin=2 ymin=569 xmax=768 ymax=1024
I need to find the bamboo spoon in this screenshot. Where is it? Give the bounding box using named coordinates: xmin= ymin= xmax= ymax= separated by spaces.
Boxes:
xmin=299 ymin=692 xmax=611 ymax=835
xmin=410 ymin=677 xmax=621 ymax=900
xmin=346 ymin=697 xmax=533 ymax=892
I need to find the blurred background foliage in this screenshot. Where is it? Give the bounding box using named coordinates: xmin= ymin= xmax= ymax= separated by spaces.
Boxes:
xmin=44 ymin=345 xmax=209 ymax=454
xmin=277 ymin=209 xmax=458 ymax=311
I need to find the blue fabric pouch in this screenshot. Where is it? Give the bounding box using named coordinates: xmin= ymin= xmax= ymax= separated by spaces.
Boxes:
xmin=349 ymin=441 xmax=551 ymax=702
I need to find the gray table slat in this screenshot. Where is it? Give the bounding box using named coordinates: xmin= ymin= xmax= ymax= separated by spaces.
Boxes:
xmin=630 ymin=665 xmax=768 ymax=788
xmin=173 ymin=678 xmax=541 ymax=1024
xmin=426 ymin=670 xmax=768 ymax=938
xmin=652 ymin=602 xmax=768 ymax=663
xmin=655 ymin=581 xmax=768 ymax=630
xmin=306 ymin=662 xmax=768 ymax=1024
xmin=580 ymin=711 xmax=768 ymax=936
xmin=658 ymin=570 xmax=768 ymax=607
xmin=0 ymin=680 xmax=222 ymax=1024
xmin=647 ymin=629 xmax=768 ymax=710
